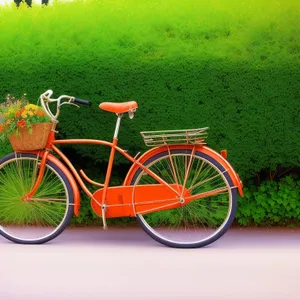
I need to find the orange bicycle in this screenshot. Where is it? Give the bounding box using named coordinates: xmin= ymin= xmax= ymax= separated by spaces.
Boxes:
xmin=0 ymin=90 xmax=244 ymax=248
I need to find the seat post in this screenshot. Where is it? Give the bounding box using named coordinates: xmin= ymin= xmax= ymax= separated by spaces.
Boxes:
xmin=113 ymin=114 xmax=123 ymax=139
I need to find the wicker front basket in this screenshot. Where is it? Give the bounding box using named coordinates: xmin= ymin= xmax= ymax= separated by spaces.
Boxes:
xmin=9 ymin=122 xmax=53 ymax=151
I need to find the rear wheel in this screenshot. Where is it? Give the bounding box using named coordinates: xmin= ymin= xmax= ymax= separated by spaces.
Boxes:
xmin=130 ymin=149 xmax=237 ymax=248
xmin=0 ymin=152 xmax=74 ymax=244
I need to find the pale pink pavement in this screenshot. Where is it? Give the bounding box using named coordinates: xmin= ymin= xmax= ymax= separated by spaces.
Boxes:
xmin=0 ymin=227 xmax=300 ymax=300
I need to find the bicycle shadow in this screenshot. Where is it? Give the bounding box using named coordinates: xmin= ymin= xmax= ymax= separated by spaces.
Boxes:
xmin=52 ymin=227 xmax=159 ymax=247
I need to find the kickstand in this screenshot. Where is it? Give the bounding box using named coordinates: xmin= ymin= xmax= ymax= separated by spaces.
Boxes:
xmin=102 ymin=205 xmax=108 ymax=230
xmin=92 ymin=197 xmax=108 ymax=230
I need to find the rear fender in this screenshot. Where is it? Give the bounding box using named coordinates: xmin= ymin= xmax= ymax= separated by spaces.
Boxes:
xmin=123 ymin=145 xmax=244 ymax=197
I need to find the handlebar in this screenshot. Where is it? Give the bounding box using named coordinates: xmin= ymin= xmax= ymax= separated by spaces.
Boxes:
xmin=74 ymin=98 xmax=92 ymax=107
xmin=39 ymin=90 xmax=92 ymax=122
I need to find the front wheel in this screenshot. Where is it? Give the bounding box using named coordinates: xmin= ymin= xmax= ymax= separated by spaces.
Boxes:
xmin=0 ymin=152 xmax=74 ymax=244
xmin=130 ymin=149 xmax=237 ymax=248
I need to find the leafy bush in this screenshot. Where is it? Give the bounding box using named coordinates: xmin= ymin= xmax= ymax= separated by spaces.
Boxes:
xmin=236 ymin=176 xmax=300 ymax=226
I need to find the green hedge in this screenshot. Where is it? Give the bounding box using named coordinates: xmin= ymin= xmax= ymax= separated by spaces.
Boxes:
xmin=0 ymin=0 xmax=299 ymax=182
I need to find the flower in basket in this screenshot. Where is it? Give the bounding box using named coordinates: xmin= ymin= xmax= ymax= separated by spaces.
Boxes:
xmin=0 ymin=94 xmax=52 ymax=151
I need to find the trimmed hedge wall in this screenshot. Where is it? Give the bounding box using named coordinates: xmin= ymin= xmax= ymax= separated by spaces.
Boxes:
xmin=0 ymin=0 xmax=299 ymax=182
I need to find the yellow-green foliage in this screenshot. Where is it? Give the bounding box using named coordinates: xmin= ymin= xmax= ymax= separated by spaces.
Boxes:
xmin=1 ymin=0 xmax=299 ymax=62
xmin=0 ymin=0 xmax=299 ymax=180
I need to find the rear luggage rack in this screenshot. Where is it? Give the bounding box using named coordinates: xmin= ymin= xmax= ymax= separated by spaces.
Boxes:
xmin=141 ymin=127 xmax=209 ymax=147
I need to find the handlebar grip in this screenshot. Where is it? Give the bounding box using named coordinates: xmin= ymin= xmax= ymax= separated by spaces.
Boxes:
xmin=74 ymin=98 xmax=92 ymax=107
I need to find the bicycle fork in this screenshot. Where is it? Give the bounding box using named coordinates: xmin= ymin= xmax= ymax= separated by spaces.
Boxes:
xmin=22 ymin=150 xmax=50 ymax=201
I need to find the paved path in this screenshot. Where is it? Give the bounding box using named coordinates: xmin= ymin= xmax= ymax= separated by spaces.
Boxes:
xmin=0 ymin=227 xmax=300 ymax=300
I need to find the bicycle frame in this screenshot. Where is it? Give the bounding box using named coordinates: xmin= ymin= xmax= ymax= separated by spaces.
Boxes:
xmin=21 ymin=119 xmax=188 ymax=226
xmin=22 ymin=115 xmax=244 ymax=228
xmin=52 ymin=138 xmax=183 ymax=201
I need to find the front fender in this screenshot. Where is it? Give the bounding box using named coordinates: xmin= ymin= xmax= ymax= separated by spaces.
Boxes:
xmin=123 ymin=145 xmax=244 ymax=197
xmin=27 ymin=151 xmax=81 ymax=216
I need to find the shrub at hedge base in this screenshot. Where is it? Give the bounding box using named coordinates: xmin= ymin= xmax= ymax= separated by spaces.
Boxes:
xmin=0 ymin=0 xmax=299 ymax=225
xmin=236 ymin=176 xmax=300 ymax=226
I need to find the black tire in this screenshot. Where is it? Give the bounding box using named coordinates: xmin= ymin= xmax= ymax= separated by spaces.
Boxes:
xmin=0 ymin=152 xmax=74 ymax=244
xmin=130 ymin=149 xmax=237 ymax=248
